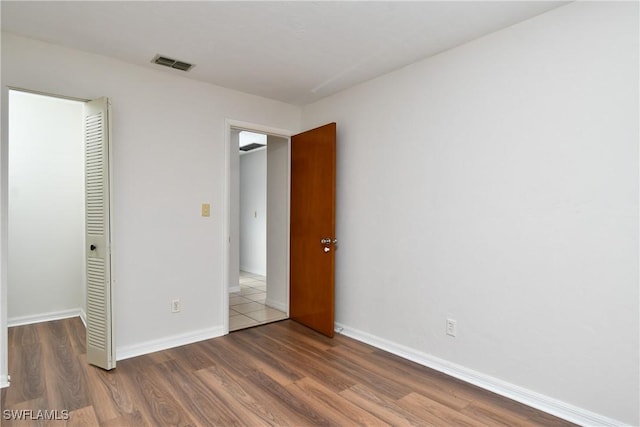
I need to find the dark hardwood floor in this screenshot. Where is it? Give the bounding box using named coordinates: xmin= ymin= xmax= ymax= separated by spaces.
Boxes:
xmin=1 ymin=317 xmax=576 ymax=426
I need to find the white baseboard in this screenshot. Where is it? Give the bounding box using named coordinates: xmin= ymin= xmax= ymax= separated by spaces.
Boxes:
xmin=229 ymin=285 xmax=240 ymax=293
xmin=8 ymin=308 xmax=82 ymax=327
xmin=0 ymin=374 xmax=9 ymax=388
xmin=79 ymin=309 xmax=87 ymax=328
xmin=335 ymin=322 xmax=624 ymax=427
xmin=116 ymin=325 xmax=225 ymax=361
xmin=239 ymin=266 xmax=266 ymax=277
xmin=265 ymin=298 xmax=287 ymax=313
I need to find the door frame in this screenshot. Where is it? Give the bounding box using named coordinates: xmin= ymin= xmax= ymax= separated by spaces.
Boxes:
xmin=223 ymin=119 xmax=293 ymax=334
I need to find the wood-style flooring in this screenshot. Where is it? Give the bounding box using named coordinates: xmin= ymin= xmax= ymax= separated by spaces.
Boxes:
xmin=1 ymin=317 xmax=576 ymax=426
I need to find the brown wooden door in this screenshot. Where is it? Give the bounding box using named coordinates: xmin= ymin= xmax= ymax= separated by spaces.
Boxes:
xmin=290 ymin=123 xmax=336 ymax=337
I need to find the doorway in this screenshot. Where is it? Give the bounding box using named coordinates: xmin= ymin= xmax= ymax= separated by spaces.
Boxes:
xmin=231 ymin=131 xmax=286 ymax=330
xmin=7 ymin=90 xmax=86 ymax=327
xmin=226 ymin=122 xmax=291 ymax=332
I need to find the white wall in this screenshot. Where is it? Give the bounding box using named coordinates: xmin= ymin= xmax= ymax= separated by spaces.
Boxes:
xmin=8 ymin=91 xmax=85 ymax=323
xmin=302 ymin=2 xmax=638 ymax=425
xmin=1 ymin=33 xmax=301 ymax=364
xmin=266 ymin=135 xmax=289 ymax=312
xmin=239 ymin=148 xmax=267 ymax=275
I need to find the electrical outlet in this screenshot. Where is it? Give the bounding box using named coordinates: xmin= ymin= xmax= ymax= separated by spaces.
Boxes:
xmin=172 ymin=299 xmax=181 ymax=313
xmin=446 ymin=318 xmax=457 ymax=337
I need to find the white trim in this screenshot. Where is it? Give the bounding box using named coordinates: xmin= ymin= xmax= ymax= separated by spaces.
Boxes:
xmin=8 ymin=308 xmax=83 ymax=327
xmin=7 ymin=86 xmax=90 ymax=103
xmin=116 ymin=325 xmax=224 ymax=361
xmin=229 ymin=285 xmax=240 ymax=293
xmin=335 ymin=322 xmax=625 ymax=427
xmin=227 ymin=119 xmax=293 ymax=139
xmin=284 ymin=137 xmax=291 ymax=317
xmin=239 ymin=265 xmax=266 ymax=277
xmin=0 ymin=374 xmax=9 ymax=389
xmin=80 ymin=309 xmax=87 ymax=328
xmin=265 ymin=298 xmax=287 ymax=313
xmin=223 ymin=121 xmax=231 ymax=335
xmin=1 ymin=85 xmax=11 ymax=397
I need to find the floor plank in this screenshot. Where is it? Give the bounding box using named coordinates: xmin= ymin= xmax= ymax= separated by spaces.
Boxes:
xmin=67 ymin=406 xmax=100 ymax=427
xmin=287 ymin=377 xmax=391 ymax=426
xmin=397 ymin=392 xmax=485 ymax=427
xmin=340 ymin=383 xmax=430 ymax=426
xmin=1 ymin=317 xmax=578 ymax=427
xmin=153 ymin=359 xmax=243 ymax=427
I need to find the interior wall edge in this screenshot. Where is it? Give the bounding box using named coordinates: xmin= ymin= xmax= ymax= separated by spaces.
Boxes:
xmin=264 ymin=298 xmax=287 ymax=313
xmin=239 ymin=266 xmax=266 ymax=276
xmin=0 ymin=75 xmax=10 ymax=395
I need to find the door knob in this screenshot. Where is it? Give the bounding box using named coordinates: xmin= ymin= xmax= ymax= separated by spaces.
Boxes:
xmin=323 ymin=247 xmax=330 ymax=253
xmin=321 ymin=238 xmax=338 ymax=245
xmin=90 ymin=244 xmax=97 ymax=251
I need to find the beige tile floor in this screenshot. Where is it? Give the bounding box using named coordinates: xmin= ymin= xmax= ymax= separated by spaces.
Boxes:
xmin=229 ymin=271 xmax=288 ymax=331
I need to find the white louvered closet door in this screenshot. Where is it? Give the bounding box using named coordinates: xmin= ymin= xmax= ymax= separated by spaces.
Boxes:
xmin=85 ymin=97 xmax=115 ymax=370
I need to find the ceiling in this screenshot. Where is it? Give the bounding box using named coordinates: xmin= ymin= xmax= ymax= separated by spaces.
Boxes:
xmin=1 ymin=1 xmax=569 ymax=105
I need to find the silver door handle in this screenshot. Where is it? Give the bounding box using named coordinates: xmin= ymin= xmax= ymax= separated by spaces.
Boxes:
xmin=321 ymin=238 xmax=338 ymax=245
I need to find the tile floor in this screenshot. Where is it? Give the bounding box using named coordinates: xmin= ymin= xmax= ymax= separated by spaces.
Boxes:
xmin=229 ymin=271 xmax=288 ymax=331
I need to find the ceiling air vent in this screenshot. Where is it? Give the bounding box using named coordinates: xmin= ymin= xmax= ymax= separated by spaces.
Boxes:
xmin=240 ymin=143 xmax=265 ymax=152
xmin=152 ymin=54 xmax=194 ymax=72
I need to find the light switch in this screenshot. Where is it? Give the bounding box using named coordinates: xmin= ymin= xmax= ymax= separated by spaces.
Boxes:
xmin=201 ymin=203 xmax=210 ymax=217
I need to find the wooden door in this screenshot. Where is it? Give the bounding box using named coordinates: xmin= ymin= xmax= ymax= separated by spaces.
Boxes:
xmin=290 ymin=123 xmax=336 ymax=337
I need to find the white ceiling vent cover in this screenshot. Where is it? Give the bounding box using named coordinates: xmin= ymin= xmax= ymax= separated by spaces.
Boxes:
xmin=151 ymin=54 xmax=194 ymax=72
